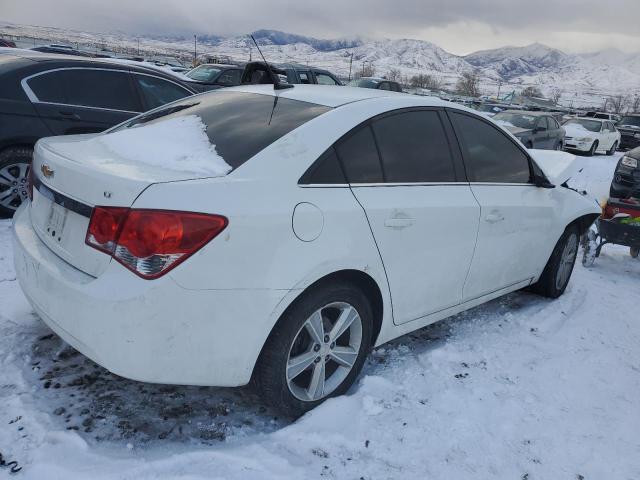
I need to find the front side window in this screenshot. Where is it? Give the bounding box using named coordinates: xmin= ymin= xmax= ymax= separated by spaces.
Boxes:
xmin=451 ymin=112 xmax=531 ymax=184
xmin=335 ymin=125 xmax=383 ymax=183
xmin=371 ymin=110 xmax=456 ymax=183
xmin=115 ymin=91 xmax=331 ymax=171
xmin=315 ymin=73 xmax=339 ymax=85
xmin=216 ymin=69 xmax=241 ymax=86
xmin=134 ymin=75 xmax=192 ymax=110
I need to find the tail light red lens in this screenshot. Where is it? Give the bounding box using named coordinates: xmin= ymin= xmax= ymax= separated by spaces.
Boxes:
xmin=86 ymin=208 xmax=227 ymax=279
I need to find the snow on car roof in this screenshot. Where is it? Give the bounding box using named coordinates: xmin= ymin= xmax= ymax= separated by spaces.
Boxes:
xmin=225 ymin=84 xmax=450 ymax=108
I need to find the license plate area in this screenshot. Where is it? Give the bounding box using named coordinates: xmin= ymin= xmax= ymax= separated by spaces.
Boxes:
xmin=45 ymin=202 xmax=68 ymax=244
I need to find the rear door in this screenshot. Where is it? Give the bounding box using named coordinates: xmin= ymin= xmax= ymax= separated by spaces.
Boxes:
xmin=24 ymin=67 xmax=141 ymax=135
xmin=533 ymin=117 xmax=550 ymax=149
xmin=338 ymin=109 xmax=480 ymax=325
xmin=449 ymin=110 xmax=557 ymax=300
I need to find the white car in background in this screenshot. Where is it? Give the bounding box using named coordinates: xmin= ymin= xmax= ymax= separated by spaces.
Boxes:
xmin=13 ymin=85 xmax=600 ymax=415
xmin=563 ymin=117 xmax=621 ymax=156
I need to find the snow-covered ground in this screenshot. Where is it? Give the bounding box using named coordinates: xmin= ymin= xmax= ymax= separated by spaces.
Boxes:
xmin=1 ymin=152 xmax=639 ymax=479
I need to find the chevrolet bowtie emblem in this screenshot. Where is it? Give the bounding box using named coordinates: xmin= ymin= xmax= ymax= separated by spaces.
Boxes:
xmin=41 ymin=164 xmax=54 ymax=178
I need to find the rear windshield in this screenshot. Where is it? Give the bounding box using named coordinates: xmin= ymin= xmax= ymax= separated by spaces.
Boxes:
xmin=112 ymin=91 xmax=331 ymax=170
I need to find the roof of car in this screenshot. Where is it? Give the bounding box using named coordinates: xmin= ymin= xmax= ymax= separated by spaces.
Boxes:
xmin=224 ymin=84 xmax=447 ymax=108
xmin=575 ymin=116 xmax=609 ymax=123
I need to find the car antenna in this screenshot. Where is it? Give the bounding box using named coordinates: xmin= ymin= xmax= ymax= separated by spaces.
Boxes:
xmin=249 ymin=34 xmax=293 ymax=90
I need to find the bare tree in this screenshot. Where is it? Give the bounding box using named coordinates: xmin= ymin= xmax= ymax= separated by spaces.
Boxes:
xmin=355 ymin=62 xmax=375 ymax=79
xmin=386 ymin=68 xmax=402 ymax=82
xmin=410 ymin=73 xmax=443 ymax=90
xmin=606 ymin=95 xmax=629 ymax=114
xmin=549 ymin=87 xmax=563 ymax=104
xmin=631 ymin=96 xmax=640 ymax=113
xmin=521 ymin=86 xmax=543 ymax=98
xmin=455 ymin=71 xmax=481 ymax=97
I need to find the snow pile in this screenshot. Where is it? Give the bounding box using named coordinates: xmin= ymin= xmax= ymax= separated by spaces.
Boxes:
xmin=96 ymin=115 xmax=232 ymax=177
xmin=1 ymin=153 xmax=639 ymax=479
xmin=563 ymin=123 xmax=598 ymax=137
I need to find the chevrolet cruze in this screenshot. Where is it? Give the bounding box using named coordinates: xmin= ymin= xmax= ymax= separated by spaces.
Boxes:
xmin=13 ymin=85 xmax=600 ymax=415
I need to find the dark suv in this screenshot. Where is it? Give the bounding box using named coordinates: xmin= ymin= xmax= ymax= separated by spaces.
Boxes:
xmin=610 ymin=147 xmax=640 ymax=199
xmin=240 ymin=62 xmax=342 ymax=86
xmin=346 ymin=77 xmax=403 ymax=92
xmin=185 ymin=63 xmax=245 ymax=92
xmin=617 ymin=114 xmax=640 ymax=151
xmin=0 ymin=50 xmax=197 ymax=216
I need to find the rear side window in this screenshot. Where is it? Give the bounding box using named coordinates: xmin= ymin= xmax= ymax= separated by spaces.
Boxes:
xmin=450 ymin=112 xmax=531 ymax=183
xmin=299 ymin=148 xmax=346 ymax=184
xmin=372 ymin=110 xmax=455 ymax=182
xmin=134 ymin=74 xmax=191 ymax=110
xmin=116 ymin=91 xmax=330 ymax=170
xmin=335 ymin=125 xmax=383 ymax=183
xmin=27 ymin=69 xmax=139 ymax=111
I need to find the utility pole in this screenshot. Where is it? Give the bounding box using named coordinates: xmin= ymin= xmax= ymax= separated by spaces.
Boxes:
xmin=193 ymin=35 xmax=197 ymax=67
xmin=348 ymin=52 xmax=353 ymax=81
xmin=137 ymin=38 xmax=140 ymax=56
xmin=497 ymin=79 xmax=502 ymax=101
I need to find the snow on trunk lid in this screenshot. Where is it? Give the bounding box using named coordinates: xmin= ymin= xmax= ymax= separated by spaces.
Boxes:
xmin=29 ymin=115 xmax=231 ymax=278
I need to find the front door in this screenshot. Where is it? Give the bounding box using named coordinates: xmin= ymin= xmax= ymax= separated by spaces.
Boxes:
xmin=448 ymin=110 xmax=556 ymax=301
xmin=336 ymin=109 xmax=480 ymax=324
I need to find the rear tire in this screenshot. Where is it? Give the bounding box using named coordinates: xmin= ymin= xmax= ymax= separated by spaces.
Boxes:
xmin=0 ymin=146 xmax=33 ymax=217
xmin=530 ymin=225 xmax=580 ymax=298
xmin=586 ymin=141 xmax=598 ymax=157
xmin=606 ymin=141 xmax=618 ymax=156
xmin=254 ymin=281 xmax=373 ymax=417
xmin=631 ymin=247 xmax=639 ymax=259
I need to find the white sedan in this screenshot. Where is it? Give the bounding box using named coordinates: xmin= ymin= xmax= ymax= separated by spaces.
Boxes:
xmin=13 ymin=85 xmax=600 ymax=415
xmin=563 ymin=117 xmax=621 ymax=156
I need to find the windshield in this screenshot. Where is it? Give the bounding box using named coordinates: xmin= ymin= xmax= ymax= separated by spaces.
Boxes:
xmin=493 ymin=113 xmax=537 ymax=129
xmin=347 ymin=79 xmax=379 ymax=88
xmin=564 ymin=119 xmax=602 ymax=132
xmin=186 ymin=65 xmax=222 ymax=82
xmin=619 ymin=116 xmax=640 ymax=128
xmin=112 ymin=91 xmax=331 ymax=171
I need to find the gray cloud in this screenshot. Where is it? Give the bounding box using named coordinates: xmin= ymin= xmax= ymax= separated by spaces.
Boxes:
xmin=2 ymin=0 xmax=640 ymax=54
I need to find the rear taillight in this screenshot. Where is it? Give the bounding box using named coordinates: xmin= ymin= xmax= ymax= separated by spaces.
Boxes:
xmin=86 ymin=207 xmax=227 ymax=279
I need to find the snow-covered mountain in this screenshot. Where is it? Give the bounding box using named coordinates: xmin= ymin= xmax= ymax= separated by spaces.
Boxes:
xmin=1 ymin=23 xmax=639 ymax=106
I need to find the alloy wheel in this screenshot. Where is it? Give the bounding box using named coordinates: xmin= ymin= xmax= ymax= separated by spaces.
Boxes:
xmin=286 ymin=301 xmax=363 ymax=402
xmin=0 ymin=162 xmax=30 ymax=211
xmin=555 ymin=233 xmax=578 ymax=290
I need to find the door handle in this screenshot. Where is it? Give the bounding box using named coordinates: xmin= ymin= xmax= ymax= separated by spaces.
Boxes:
xmin=59 ymin=110 xmax=80 ymax=119
xmin=485 ymin=212 xmax=505 ymax=224
xmin=384 ymin=218 xmax=414 ymax=229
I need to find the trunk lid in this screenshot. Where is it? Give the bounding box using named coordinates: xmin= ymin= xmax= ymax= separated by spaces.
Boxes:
xmin=30 ymin=134 xmax=216 ymax=277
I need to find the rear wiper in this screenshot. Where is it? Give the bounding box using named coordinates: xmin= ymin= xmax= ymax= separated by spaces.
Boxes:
xmin=129 ymin=102 xmax=200 ymax=127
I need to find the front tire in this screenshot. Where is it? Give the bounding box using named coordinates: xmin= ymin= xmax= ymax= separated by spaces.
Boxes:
xmin=586 ymin=141 xmax=598 ymax=157
xmin=530 ymin=225 xmax=579 ymax=298
xmin=606 ymin=141 xmax=618 ymax=156
xmin=0 ymin=146 xmax=33 ymax=217
xmin=254 ymin=281 xmax=373 ymax=416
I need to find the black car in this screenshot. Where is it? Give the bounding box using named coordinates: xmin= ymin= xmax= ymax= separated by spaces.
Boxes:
xmin=0 ymin=39 xmax=17 ymax=48
xmin=346 ymin=77 xmax=402 ymax=92
xmin=610 ymin=147 xmax=640 ymax=199
xmin=616 ymin=114 xmax=640 ymax=151
xmin=185 ymin=63 xmax=245 ymax=92
xmin=0 ymin=50 xmax=197 ymax=216
xmin=492 ymin=110 xmax=565 ymax=150
xmin=31 ymin=45 xmax=94 ymax=57
xmin=240 ymin=62 xmax=342 ymax=87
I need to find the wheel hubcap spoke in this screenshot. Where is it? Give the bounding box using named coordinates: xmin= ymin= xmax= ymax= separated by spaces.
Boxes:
xmin=329 ymin=346 xmax=358 ymax=368
xmin=304 ymin=311 xmax=325 ymax=345
xmin=287 ymin=349 xmax=318 ymax=381
xmin=329 ymin=306 xmax=358 ymax=342
xmin=307 ymin=361 xmax=326 ymax=400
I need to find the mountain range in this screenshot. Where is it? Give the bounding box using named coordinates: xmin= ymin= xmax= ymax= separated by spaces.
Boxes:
xmin=2 ymin=23 xmax=639 ymax=106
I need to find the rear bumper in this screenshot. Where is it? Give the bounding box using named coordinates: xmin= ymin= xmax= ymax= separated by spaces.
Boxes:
xmin=13 ymin=203 xmax=290 ymax=387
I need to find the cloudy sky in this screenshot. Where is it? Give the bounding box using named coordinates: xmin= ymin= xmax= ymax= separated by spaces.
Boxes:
xmin=2 ymin=0 xmax=640 ymax=54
